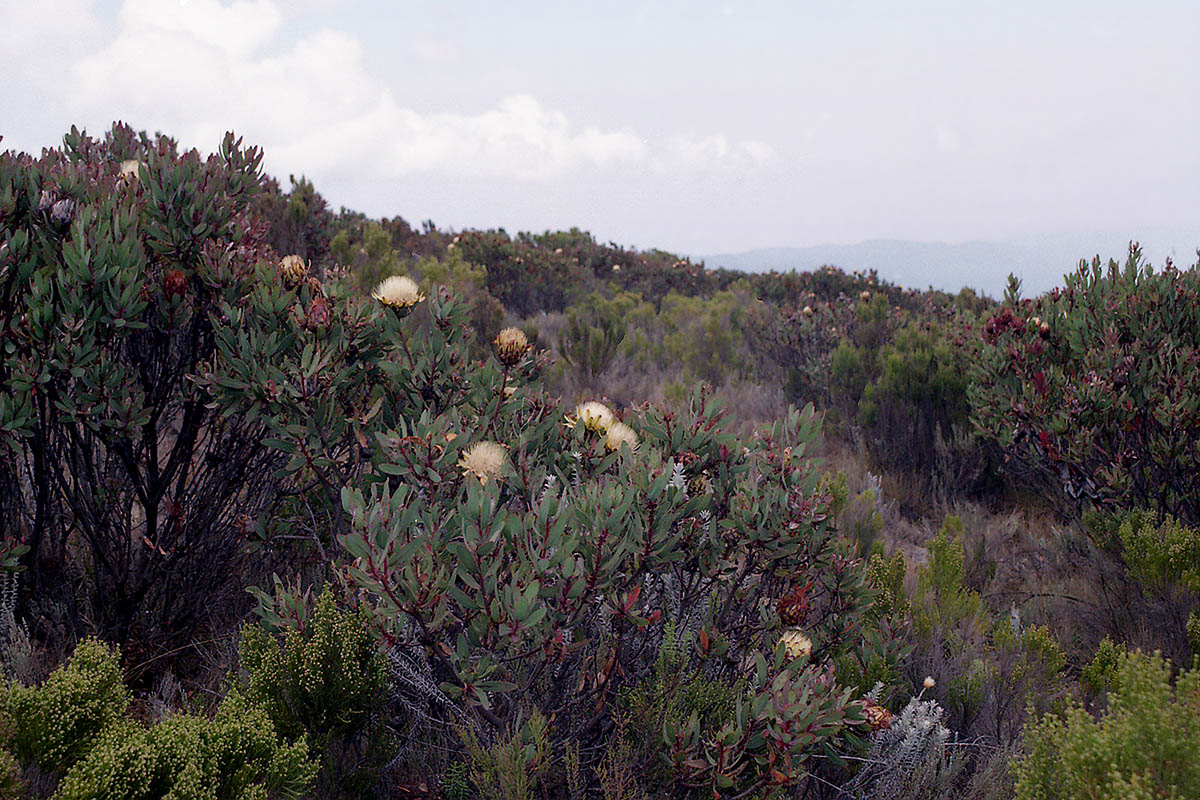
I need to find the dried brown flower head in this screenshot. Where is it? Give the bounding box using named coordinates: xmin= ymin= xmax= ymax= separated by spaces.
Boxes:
xmin=494 ymin=327 xmax=530 ymax=366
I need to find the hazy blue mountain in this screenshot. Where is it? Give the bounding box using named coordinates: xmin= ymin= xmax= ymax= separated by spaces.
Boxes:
xmin=703 ymin=229 xmax=1200 ymax=298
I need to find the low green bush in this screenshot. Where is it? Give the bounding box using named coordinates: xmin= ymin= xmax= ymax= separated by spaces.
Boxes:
xmin=1012 ymin=650 xmax=1200 ymax=800
xmin=52 ymin=694 xmax=316 ymax=800
xmin=3 ymin=638 xmax=316 ymax=800
xmin=240 ymin=586 xmax=391 ymax=797
xmin=4 ymin=638 xmax=128 ymax=772
xmin=240 ymin=587 xmax=388 ymax=747
xmin=1116 ymin=510 xmax=1200 ymax=594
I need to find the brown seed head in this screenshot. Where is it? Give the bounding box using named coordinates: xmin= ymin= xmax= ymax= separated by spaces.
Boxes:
xmin=494 ymin=327 xmax=530 ymax=366
xmin=279 ymin=254 xmax=309 ymax=287
xmin=163 ymin=269 xmax=188 ymax=298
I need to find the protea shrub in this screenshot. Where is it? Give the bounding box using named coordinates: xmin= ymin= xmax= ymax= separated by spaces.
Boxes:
xmin=969 ymin=247 xmax=1200 ymax=524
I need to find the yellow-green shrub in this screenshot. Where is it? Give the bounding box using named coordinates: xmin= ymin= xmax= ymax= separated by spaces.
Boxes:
xmin=1116 ymin=511 xmax=1200 ymax=594
xmin=4 ymin=638 xmax=128 ymax=772
xmin=1012 ymin=651 xmax=1200 ymax=800
xmin=240 ymin=587 xmax=390 ymax=799
xmin=3 ymin=637 xmax=316 ymax=800
xmin=51 ymin=693 xmax=316 ymax=800
xmin=240 ymin=587 xmax=388 ymax=747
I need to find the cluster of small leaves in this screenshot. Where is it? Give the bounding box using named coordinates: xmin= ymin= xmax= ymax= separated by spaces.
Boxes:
xmin=3 ymin=638 xmax=316 ymax=800
xmin=1012 ymin=650 xmax=1200 ymax=800
xmin=1081 ymin=637 xmax=1126 ymax=696
xmin=239 ymin=587 xmax=388 ymax=748
xmin=865 ymin=551 xmax=908 ymax=621
xmin=1114 ymin=510 xmax=1200 ymax=594
xmin=4 ymin=638 xmax=128 ymax=772
xmin=52 ymin=693 xmax=316 ymax=800
xmin=968 ymin=248 xmax=1200 ymax=523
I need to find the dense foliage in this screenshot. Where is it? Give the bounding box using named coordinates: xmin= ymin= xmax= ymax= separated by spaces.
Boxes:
xmin=1013 ymin=650 xmax=1200 ymax=800
xmin=0 ymin=125 xmax=288 ymax=662
xmin=970 ymin=249 xmax=1200 ymax=523
xmin=3 ymin=122 xmax=1200 ymax=799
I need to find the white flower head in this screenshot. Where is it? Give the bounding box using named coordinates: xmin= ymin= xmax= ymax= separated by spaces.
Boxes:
xmin=780 ymin=628 xmax=813 ymax=661
xmin=279 ymin=254 xmax=309 ymax=287
xmin=604 ymin=421 xmax=639 ymax=454
xmin=372 ymin=275 xmax=425 ymax=309
xmin=572 ymin=401 xmax=615 ymax=433
xmin=494 ymin=327 xmax=530 ymax=366
xmin=458 ymin=441 xmax=508 ymax=485
xmin=119 ymin=159 xmax=141 ymax=183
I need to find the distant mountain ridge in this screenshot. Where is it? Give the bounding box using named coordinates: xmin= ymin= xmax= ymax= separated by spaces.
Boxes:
xmin=702 ymin=231 xmax=1200 ymax=298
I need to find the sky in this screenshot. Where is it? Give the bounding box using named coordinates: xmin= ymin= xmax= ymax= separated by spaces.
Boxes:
xmin=4 ymin=0 xmax=1199 ymax=286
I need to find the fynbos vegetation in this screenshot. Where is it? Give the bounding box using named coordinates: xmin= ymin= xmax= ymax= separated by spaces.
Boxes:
xmin=0 ymin=123 xmax=1196 ymax=799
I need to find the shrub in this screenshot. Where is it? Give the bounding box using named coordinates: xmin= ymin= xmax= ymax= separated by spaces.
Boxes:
xmin=240 ymin=587 xmax=387 ymax=744
xmin=1012 ymin=650 xmax=1200 ymax=800
xmin=1079 ymin=510 xmax=1200 ymax=661
xmin=338 ymin=374 xmax=895 ymax=795
xmin=51 ymin=692 xmax=316 ymax=800
xmin=866 ymin=551 xmax=907 ymax=621
xmin=458 ymin=710 xmax=551 ymax=800
xmin=969 ymin=249 xmax=1200 ymax=523
xmin=452 ymin=229 xmax=589 ymax=316
xmin=746 ymin=290 xmax=862 ymax=409
xmin=4 ymin=638 xmax=128 ymax=772
xmin=1081 ymin=637 xmax=1126 ymax=696
xmin=255 ymin=174 xmax=334 ymax=272
xmin=906 ymin=517 xmax=1068 ymax=742
xmin=1115 ymin=510 xmax=1200 ymax=594
xmin=0 ymin=124 xmax=288 ymax=657
xmin=4 ymin=637 xmax=316 ymax=800
xmin=598 ymin=624 xmax=742 ymax=797
xmin=198 ymin=251 xmax=524 ymax=553
xmin=856 ymin=317 xmax=975 ymax=482
xmin=556 ymin=292 xmax=630 ymax=389
xmin=843 ymin=694 xmax=965 ymax=800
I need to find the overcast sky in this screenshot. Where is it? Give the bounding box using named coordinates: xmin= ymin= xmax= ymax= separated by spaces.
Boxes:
xmin=4 ymin=0 xmax=1199 ymax=272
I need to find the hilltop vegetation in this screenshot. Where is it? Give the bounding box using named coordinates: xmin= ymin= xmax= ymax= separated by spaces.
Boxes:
xmin=0 ymin=124 xmax=1196 ymax=799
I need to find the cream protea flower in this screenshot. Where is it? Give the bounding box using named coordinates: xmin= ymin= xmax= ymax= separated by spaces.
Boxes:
xmin=780 ymin=628 xmax=813 ymax=661
xmin=279 ymin=254 xmax=309 ymax=287
xmin=923 ymin=675 xmax=936 ymax=690
xmin=119 ymin=159 xmax=141 ymax=183
xmin=604 ymin=422 xmax=638 ymax=453
xmin=494 ymin=327 xmax=530 ymax=366
xmin=372 ymin=275 xmax=425 ymax=309
xmin=458 ymin=441 xmax=508 ymax=485
xmin=566 ymin=398 xmax=614 ymax=431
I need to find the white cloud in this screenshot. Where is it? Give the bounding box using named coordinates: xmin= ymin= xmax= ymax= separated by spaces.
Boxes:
xmin=117 ymin=0 xmax=282 ymax=57
xmin=49 ymin=0 xmax=770 ymax=183
xmin=661 ymin=134 xmax=777 ymax=172
xmin=9 ymin=0 xmax=103 ymax=84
